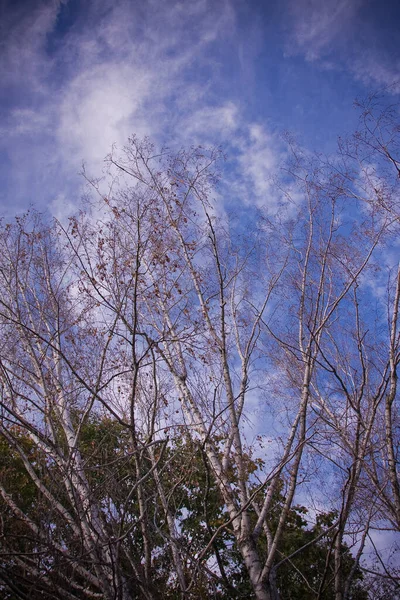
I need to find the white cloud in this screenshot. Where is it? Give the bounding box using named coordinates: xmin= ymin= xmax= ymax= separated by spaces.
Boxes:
xmin=285 ymin=0 xmax=400 ymax=92
xmin=0 ymin=0 xmax=239 ymax=214
xmin=351 ymin=55 xmax=400 ymax=92
xmin=233 ymin=123 xmax=285 ymax=209
xmin=5 ymin=107 xmax=51 ymax=136
xmin=58 ymin=63 xmax=152 ymax=166
xmin=0 ymin=0 xmax=59 ymax=90
xmin=178 ymin=102 xmax=240 ymax=145
xmin=285 ymin=0 xmax=363 ymax=61
xmin=48 ymin=192 xmax=76 ymax=223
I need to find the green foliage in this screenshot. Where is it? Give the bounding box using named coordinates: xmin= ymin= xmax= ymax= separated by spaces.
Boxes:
xmin=0 ymin=420 xmax=371 ymax=599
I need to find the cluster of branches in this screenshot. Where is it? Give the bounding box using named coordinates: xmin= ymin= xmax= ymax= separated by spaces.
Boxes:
xmin=0 ymin=97 xmax=399 ymax=600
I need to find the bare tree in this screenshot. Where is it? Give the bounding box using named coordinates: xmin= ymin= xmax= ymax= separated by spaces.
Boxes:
xmin=0 ymin=99 xmax=399 ymax=600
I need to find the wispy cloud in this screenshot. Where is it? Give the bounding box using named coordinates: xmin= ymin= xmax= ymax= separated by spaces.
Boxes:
xmin=178 ymin=102 xmax=240 ymax=145
xmin=351 ymin=55 xmax=400 ymax=92
xmin=57 ymin=63 xmax=152 ymax=165
xmin=0 ymin=0 xmax=239 ymax=214
xmin=1 ymin=0 xmax=398 ymax=218
xmin=228 ymin=123 xmax=286 ymax=210
xmin=285 ymin=0 xmax=362 ymax=62
xmin=0 ymin=0 xmax=58 ymax=91
xmin=285 ymin=0 xmax=400 ymax=91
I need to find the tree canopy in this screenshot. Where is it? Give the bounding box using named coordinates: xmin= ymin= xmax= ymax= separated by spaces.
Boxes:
xmin=0 ymin=97 xmax=399 ymax=600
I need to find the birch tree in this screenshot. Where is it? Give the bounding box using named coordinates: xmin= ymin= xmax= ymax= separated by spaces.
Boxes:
xmin=0 ymin=98 xmax=399 ymax=600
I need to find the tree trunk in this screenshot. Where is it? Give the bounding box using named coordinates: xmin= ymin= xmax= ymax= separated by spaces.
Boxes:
xmin=239 ymin=536 xmax=277 ymax=600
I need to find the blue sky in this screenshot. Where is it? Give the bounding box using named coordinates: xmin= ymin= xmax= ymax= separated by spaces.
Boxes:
xmin=0 ymin=0 xmax=399 ymax=217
